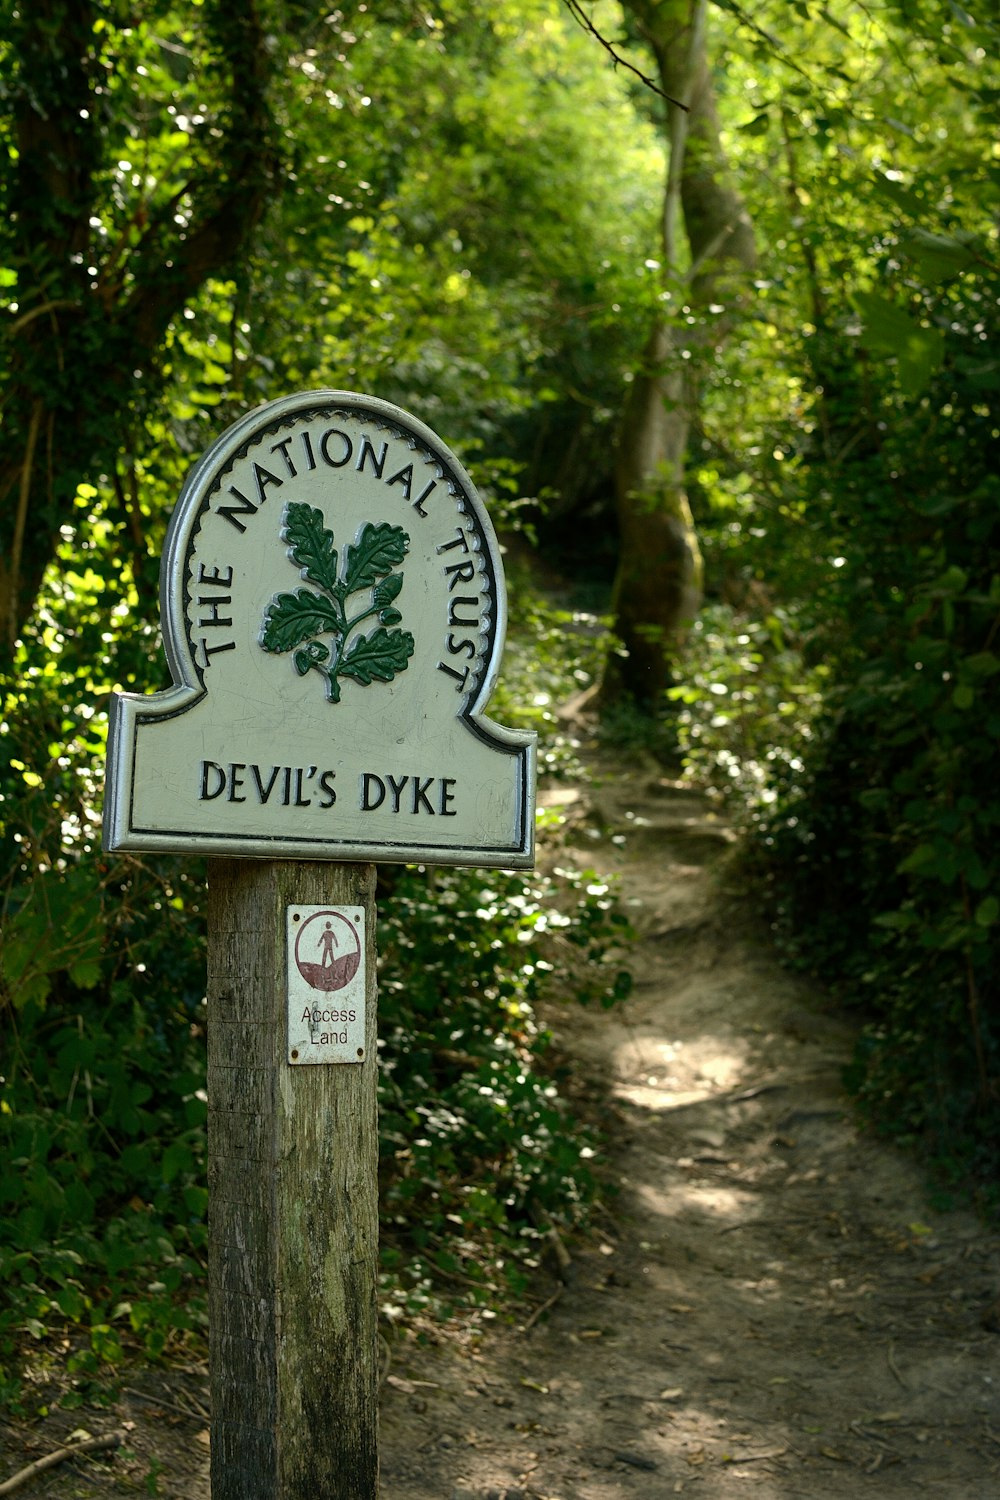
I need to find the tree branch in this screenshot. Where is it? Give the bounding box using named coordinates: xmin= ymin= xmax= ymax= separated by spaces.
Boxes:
xmin=0 ymin=1433 xmax=123 ymax=1496
xmin=118 ymin=1 xmax=280 ymax=351
xmin=562 ymin=0 xmax=689 ymax=110
xmin=6 ymin=401 xmax=42 ymax=648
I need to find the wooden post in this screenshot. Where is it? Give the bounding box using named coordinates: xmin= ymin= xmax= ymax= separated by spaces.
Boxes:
xmin=207 ymin=859 xmax=379 ymax=1499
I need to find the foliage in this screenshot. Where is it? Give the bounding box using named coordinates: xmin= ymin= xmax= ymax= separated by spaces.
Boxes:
xmin=679 ymin=0 xmax=1000 ymax=1199
xmin=667 ymin=604 xmax=828 ymax=818
xmin=756 ymin=308 xmax=1000 ymax=1194
xmin=493 ymin=561 xmax=615 ymax=779
xmin=377 ymin=862 xmax=632 ymax=1319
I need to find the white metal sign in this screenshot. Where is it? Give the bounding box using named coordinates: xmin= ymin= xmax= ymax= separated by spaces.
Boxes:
xmin=102 ymin=391 xmax=536 ymax=867
xmin=286 ymin=905 xmax=366 ymax=1065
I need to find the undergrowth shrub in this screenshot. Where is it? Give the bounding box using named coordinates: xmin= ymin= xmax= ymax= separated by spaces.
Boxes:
xmin=666 ymin=603 xmax=827 ymax=822
xmin=377 ymin=863 xmax=631 ymax=1320
xmin=758 ymin=539 xmax=1000 ymax=1204
xmin=687 ymin=216 xmax=1000 ymax=1206
xmin=493 ymin=557 xmax=611 ymax=779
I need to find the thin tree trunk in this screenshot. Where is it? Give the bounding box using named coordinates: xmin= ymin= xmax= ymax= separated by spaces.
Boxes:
xmin=607 ymin=0 xmax=755 ymax=705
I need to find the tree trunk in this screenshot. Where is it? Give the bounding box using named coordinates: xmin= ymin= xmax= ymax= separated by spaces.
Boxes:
xmin=607 ymin=0 xmax=756 ymax=705
xmin=0 ymin=3 xmax=281 ymax=676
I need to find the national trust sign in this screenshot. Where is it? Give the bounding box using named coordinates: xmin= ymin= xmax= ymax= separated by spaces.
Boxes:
xmin=103 ymin=391 xmax=536 ymax=867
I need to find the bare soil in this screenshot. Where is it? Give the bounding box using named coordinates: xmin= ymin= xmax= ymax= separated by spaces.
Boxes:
xmin=3 ymin=756 xmax=998 ymax=1497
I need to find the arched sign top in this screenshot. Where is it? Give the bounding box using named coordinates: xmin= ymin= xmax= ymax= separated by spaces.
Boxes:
xmin=103 ymin=391 xmax=536 ymax=867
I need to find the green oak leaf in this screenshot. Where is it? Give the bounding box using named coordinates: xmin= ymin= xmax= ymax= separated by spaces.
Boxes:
xmin=338 ymin=627 xmax=415 ymax=685
xmin=282 ymin=501 xmax=339 ymax=594
xmin=261 ymin=589 xmax=341 ymax=653
xmin=342 ymin=522 xmax=409 ymax=593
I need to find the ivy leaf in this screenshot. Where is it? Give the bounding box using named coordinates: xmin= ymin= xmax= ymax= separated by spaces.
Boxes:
xmin=261 ymin=590 xmax=341 ymax=653
xmin=283 ymin=501 xmax=339 ymax=594
xmin=342 ymin=522 xmax=409 ymax=593
xmin=338 ymin=627 xmax=415 ymax=685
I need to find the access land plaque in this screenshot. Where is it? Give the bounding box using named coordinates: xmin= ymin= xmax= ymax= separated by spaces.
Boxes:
xmin=103 ymin=391 xmax=536 ymax=866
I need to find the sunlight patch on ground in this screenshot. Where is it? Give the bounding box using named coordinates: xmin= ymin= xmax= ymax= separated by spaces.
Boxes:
xmin=635 ymin=1179 xmax=761 ymax=1226
xmin=610 ymin=1029 xmax=750 ymax=1109
xmin=615 ymin=1081 xmax=718 ymax=1109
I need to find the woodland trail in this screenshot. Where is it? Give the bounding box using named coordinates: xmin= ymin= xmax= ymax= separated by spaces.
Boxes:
xmin=379 ymin=755 xmax=1000 ymax=1499
xmin=2 ymin=756 xmax=998 ymax=1497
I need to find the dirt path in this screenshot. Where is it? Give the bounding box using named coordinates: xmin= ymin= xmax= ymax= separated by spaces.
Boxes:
xmin=379 ymin=760 xmax=1000 ymax=1498
xmin=3 ymin=761 xmax=998 ymax=1497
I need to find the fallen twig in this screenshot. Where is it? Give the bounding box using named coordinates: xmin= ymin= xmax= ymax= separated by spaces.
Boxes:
xmin=521 ymin=1286 xmax=564 ymax=1333
xmin=849 ymin=1420 xmax=901 ymax=1451
xmin=887 ymin=1340 xmax=908 ymax=1390
xmin=0 ymin=1432 xmax=123 ymax=1495
xmin=726 ymin=1445 xmax=789 ymax=1464
xmin=531 ymin=1205 xmax=573 ymax=1283
xmin=123 ymin=1385 xmax=207 ymax=1422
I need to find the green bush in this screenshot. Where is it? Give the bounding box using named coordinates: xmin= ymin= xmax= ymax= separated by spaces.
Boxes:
xmin=667 ymin=603 xmax=828 ymax=821
xmin=744 ymin=246 xmax=1000 ymax=1203
xmin=377 ymin=862 xmax=631 ymax=1318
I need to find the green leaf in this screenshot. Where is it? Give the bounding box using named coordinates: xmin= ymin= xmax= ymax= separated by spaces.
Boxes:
xmin=853 ymin=290 xmax=944 ymax=395
xmin=54 ymin=1285 xmax=86 ymax=1321
xmin=873 ymin=910 xmax=919 ymax=930
xmin=161 ymin=1142 xmax=191 ymax=1184
xmin=897 ymin=227 xmax=977 ymax=284
xmin=339 ymin=627 xmax=415 ymax=685
xmin=897 ymin=842 xmax=938 ymax=875
xmin=740 ymin=112 xmax=770 ymax=136
xmin=261 ymin=590 xmax=341 ymax=654
xmin=964 ymin=652 xmax=1000 ymax=678
xmin=871 ymin=172 xmax=926 ymax=219
xmin=975 ymin=897 xmax=999 ymax=928
xmin=342 ymin=522 xmax=409 ymax=594
xmin=282 ymin=502 xmax=339 ymax=594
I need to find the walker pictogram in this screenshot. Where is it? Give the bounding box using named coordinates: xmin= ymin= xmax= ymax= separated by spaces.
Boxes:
xmin=294 ymin=908 xmax=362 ymax=992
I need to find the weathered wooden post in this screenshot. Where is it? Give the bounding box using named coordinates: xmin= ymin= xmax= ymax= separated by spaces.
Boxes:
xmin=103 ymin=392 xmax=536 ymax=1497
